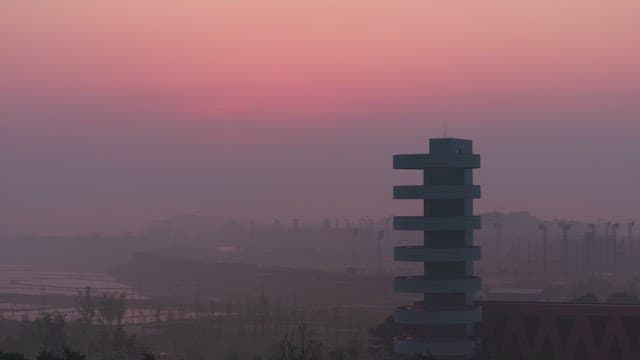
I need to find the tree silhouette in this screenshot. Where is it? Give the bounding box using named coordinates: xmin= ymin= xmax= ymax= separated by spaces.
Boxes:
xmin=273 ymin=323 xmax=323 ymax=360
xmin=33 ymin=313 xmax=68 ymax=357
xmin=97 ymin=292 xmax=127 ymax=326
xmin=75 ymin=287 xmax=96 ymax=324
xmin=607 ymin=292 xmax=640 ymax=304
xmin=0 ymin=352 xmax=28 ymax=360
xmin=36 ymin=349 xmax=85 ymax=360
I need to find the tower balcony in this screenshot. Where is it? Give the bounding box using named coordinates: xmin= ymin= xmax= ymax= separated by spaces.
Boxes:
xmin=393 ymin=153 xmax=480 ymax=169
xmin=394 ymin=246 xmax=481 ymax=262
xmin=394 ymin=276 xmax=481 ymax=293
xmin=394 ymin=337 xmax=476 ymax=357
xmin=393 ymin=185 xmax=481 ymax=200
xmin=394 ymin=305 xmax=482 ymax=325
xmin=394 ymin=216 xmax=481 ymax=231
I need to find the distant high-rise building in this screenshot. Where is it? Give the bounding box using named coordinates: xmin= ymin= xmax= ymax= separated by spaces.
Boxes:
xmin=392 ymin=138 xmax=482 ymax=359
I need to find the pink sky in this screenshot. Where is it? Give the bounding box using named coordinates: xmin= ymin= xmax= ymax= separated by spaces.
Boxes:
xmin=1 ymin=1 xmax=639 ymax=232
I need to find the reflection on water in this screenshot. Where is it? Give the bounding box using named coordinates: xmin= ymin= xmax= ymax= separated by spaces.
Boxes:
xmin=0 ymin=265 xmax=136 ymax=296
xmin=0 ymin=265 xmax=226 ymax=325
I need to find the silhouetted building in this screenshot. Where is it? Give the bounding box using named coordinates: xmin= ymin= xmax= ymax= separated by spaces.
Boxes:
xmin=392 ymin=138 xmax=482 ymax=358
xmin=477 ymin=301 xmax=640 ymax=360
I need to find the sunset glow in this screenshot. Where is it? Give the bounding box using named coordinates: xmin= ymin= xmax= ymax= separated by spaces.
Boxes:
xmin=2 ymin=1 xmax=639 ymax=230
xmin=5 ymin=1 xmax=639 ymax=120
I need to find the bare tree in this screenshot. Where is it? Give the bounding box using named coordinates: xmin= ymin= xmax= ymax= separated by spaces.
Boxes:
xmin=75 ymin=287 xmax=96 ymax=324
xmin=273 ymin=323 xmax=323 ymax=360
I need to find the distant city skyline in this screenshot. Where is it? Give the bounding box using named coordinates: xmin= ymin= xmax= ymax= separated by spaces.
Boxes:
xmin=2 ymin=1 xmax=639 ymax=232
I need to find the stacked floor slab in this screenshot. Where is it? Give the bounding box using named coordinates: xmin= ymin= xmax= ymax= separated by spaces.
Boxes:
xmin=392 ymin=138 xmax=482 ymax=359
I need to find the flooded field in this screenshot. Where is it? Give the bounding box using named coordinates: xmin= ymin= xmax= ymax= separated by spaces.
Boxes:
xmin=0 ymin=265 xmax=222 ymax=324
xmin=0 ymin=265 xmax=134 ymax=296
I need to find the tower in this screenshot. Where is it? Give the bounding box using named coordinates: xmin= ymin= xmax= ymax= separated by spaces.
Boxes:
xmin=392 ymin=138 xmax=481 ymax=359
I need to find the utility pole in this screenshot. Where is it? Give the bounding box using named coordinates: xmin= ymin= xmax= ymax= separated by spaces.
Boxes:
xmin=292 ymin=218 xmax=300 ymax=249
xmin=377 ymin=230 xmax=384 ymax=274
xmin=604 ymin=222 xmax=612 ymax=270
xmin=385 ymin=216 xmax=393 ymax=274
xmin=248 ymin=221 xmax=254 ymax=253
xmin=274 ymin=219 xmax=281 ymax=250
xmin=351 ymin=228 xmax=359 ymax=271
xmin=612 ymin=223 xmax=620 ymax=273
xmin=494 ymin=223 xmax=503 ymax=273
xmin=629 ymin=221 xmax=636 ymax=255
xmin=538 ymin=224 xmax=548 ymax=277
xmin=368 ymin=218 xmax=374 ymax=269
xmin=323 ymin=218 xmax=331 ymax=253
xmin=513 ymin=236 xmax=519 ymax=276
xmin=527 ymin=236 xmax=532 ymax=275
xmin=559 ymin=223 xmax=572 ymax=278
xmin=587 ymin=224 xmax=596 ymax=275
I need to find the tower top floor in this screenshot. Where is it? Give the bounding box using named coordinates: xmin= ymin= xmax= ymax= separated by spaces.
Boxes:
xmin=428 ymin=138 xmax=473 ymax=154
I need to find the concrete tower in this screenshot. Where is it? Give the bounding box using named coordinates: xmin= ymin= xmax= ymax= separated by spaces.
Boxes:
xmin=392 ymin=138 xmax=482 ymax=359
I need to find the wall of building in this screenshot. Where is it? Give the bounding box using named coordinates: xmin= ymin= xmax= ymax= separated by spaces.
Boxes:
xmin=477 ymin=301 xmax=640 ymax=360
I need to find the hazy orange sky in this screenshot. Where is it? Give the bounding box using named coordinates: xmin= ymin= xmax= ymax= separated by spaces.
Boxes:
xmin=1 ymin=1 xmax=639 ymax=232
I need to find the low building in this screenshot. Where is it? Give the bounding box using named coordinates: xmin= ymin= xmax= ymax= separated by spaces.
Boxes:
xmin=477 ymin=301 xmax=640 ymax=360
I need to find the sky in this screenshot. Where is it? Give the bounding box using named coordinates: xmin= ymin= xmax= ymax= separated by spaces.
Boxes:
xmin=1 ymin=1 xmax=639 ymax=233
